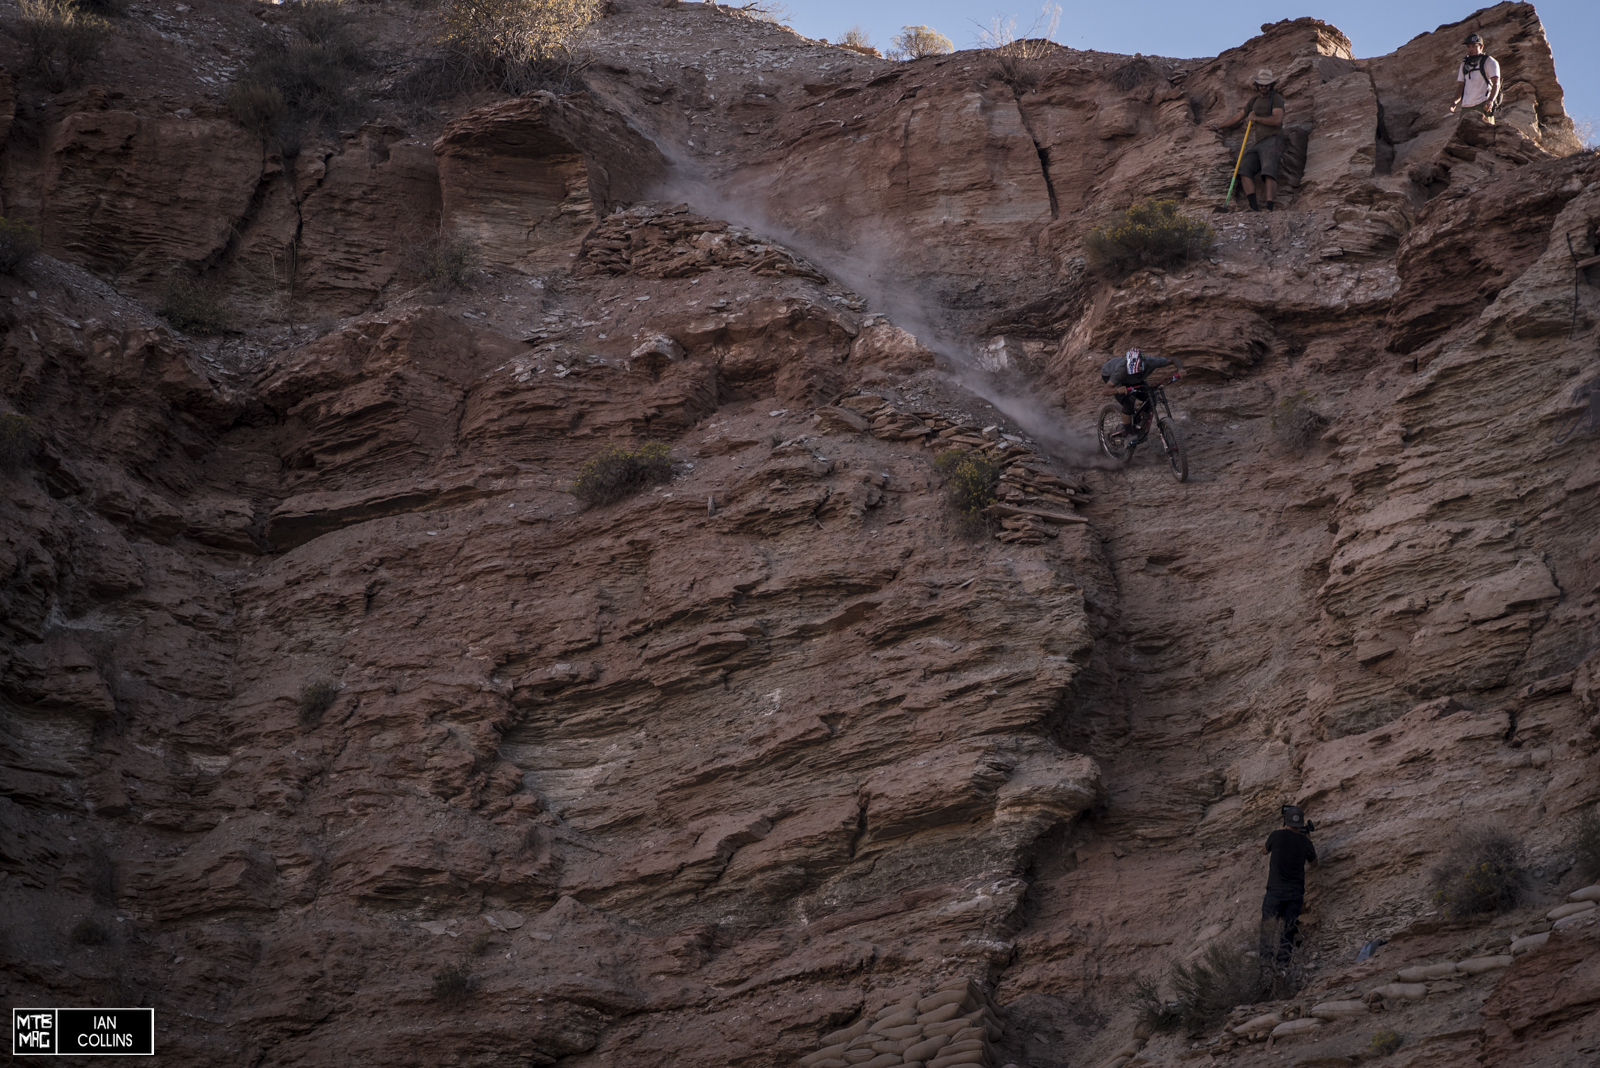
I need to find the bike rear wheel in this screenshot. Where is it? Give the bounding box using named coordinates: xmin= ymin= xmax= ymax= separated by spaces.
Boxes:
xmin=1157 ymin=417 xmax=1188 ymax=482
xmin=1098 ymin=405 xmax=1131 ymax=463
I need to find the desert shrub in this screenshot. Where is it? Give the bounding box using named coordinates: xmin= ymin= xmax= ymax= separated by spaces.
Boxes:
xmin=0 ymin=218 xmax=42 ymax=274
xmin=18 ymin=0 xmax=112 ymax=91
xmin=889 ymin=24 xmax=952 ymax=60
xmin=977 ymin=5 xmax=1060 ymax=93
xmin=432 ymin=963 xmax=472 ymax=1004
xmin=408 ymin=232 xmax=479 ymax=290
xmin=936 ymin=449 xmax=1000 ymax=517
xmin=1570 ymin=805 xmax=1600 ymax=882
xmin=1084 ymin=200 xmax=1214 ymax=279
xmin=225 ymin=78 xmax=288 ymax=141
xmin=1270 ymin=389 xmax=1329 ymax=454
xmin=298 ymin=679 xmax=338 ymax=727
xmin=839 ymin=25 xmax=872 ymax=49
xmin=571 ymin=442 xmax=674 ymax=505
xmin=1431 ymin=826 xmax=1527 ymax=916
xmin=70 ymin=919 xmax=108 ymax=945
xmin=1109 ymin=56 xmax=1158 ymax=91
xmin=1369 ymin=1027 xmax=1403 ymax=1055
xmin=0 ymin=414 xmax=38 ymax=473
xmin=1134 ymin=940 xmax=1267 ymax=1035
xmin=159 ymin=276 xmax=233 ymax=335
xmin=720 ymin=2 xmax=790 ymax=24
xmin=468 ymin=932 xmax=492 ymax=955
xmin=435 ymin=0 xmax=603 ymax=95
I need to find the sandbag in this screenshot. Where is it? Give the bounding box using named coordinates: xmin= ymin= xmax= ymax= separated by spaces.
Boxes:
xmin=1231 ymin=1012 xmax=1280 ymax=1035
xmin=923 ymin=1020 xmax=975 ymax=1039
xmin=926 ymin=1053 xmax=984 ymax=1068
xmin=1310 ymin=1000 xmax=1368 ymax=1019
xmin=1397 ymin=962 xmax=1459 ymax=982
xmin=917 ymin=990 xmax=969 ymax=1014
xmin=916 ymin=1003 xmax=963 ymax=1026
xmin=875 ymin=1009 xmax=918 ymax=1030
xmin=1554 ymin=910 xmax=1595 ymax=930
xmin=1568 ymin=884 xmax=1600 ymax=902
xmin=939 ymin=1039 xmax=984 ymax=1055
xmin=903 ymin=1036 xmax=950 ymax=1062
xmin=872 ymin=1039 xmax=918 ymax=1055
xmin=1547 ymin=901 xmax=1596 ymax=921
xmin=935 ymin=976 xmax=974 ymax=992
xmin=1370 ymin=982 xmax=1427 ymax=1001
xmin=877 ymin=1025 xmax=923 ymax=1042
xmin=857 ymin=1054 xmax=904 ymax=1068
xmin=844 ymin=1052 xmax=878 ymax=1065
xmin=1511 ymin=932 xmax=1550 ymax=954
xmin=802 ymin=1043 xmax=849 ymax=1066
xmin=1270 ymin=1018 xmax=1324 ymax=1038
xmin=823 ymin=1021 xmax=872 ymax=1047
xmin=1457 ymin=955 xmax=1513 ymax=974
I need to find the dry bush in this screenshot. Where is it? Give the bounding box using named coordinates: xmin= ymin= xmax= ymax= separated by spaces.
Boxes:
xmin=435 ymin=0 xmax=602 ymax=95
xmin=407 ymin=231 xmax=480 ymax=290
xmin=1270 ymin=389 xmax=1329 ymax=454
xmin=1084 ymin=200 xmax=1214 ymax=279
xmin=720 ymin=2 xmax=790 ymax=25
xmin=1431 ymin=825 xmax=1527 ymax=916
xmin=159 ymin=276 xmax=233 ymax=335
xmin=571 ymin=442 xmax=674 ymax=505
xmin=298 ymin=679 xmax=338 ymax=727
xmin=18 ymin=0 xmax=112 ymax=91
xmin=432 ymin=963 xmax=472 ymax=1004
xmin=0 ymin=218 xmax=42 ymax=274
xmin=1135 ymin=940 xmax=1268 ymax=1036
xmin=1109 ymin=56 xmax=1158 ymax=91
xmin=977 ymin=4 xmax=1060 ymax=93
xmin=1571 ymin=805 xmax=1600 ymax=882
xmin=225 ymin=79 xmax=288 ymax=141
xmin=1369 ymin=1027 xmax=1403 ymax=1055
xmin=228 ymin=0 xmax=368 ymax=141
xmin=889 ymin=24 xmax=952 ymax=60
xmin=0 ymin=413 xmax=38 ymax=473
xmin=840 ymin=25 xmax=872 ymax=49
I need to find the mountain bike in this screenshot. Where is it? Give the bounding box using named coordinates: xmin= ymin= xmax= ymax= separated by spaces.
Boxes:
xmin=1098 ymin=378 xmax=1188 ymax=482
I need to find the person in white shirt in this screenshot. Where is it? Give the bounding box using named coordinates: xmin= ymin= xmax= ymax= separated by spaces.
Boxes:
xmin=1449 ymin=32 xmax=1501 ymax=124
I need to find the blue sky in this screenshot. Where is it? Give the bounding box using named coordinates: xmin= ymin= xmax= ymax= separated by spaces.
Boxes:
xmin=780 ymin=1 xmax=1599 ymax=135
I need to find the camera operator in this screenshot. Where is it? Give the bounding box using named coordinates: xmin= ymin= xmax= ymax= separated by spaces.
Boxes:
xmin=1260 ymin=805 xmax=1318 ymax=966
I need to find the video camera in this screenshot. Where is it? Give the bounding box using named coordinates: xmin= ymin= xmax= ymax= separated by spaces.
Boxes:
xmin=1281 ymin=804 xmax=1316 ymax=834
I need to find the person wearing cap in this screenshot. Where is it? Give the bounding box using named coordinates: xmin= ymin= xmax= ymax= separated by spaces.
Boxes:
xmin=1260 ymin=806 xmax=1318 ymax=966
xmin=1450 ymin=33 xmax=1500 ymax=124
xmin=1208 ymin=69 xmax=1287 ymax=211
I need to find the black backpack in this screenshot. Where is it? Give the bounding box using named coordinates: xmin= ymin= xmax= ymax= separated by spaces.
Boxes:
xmin=1462 ymin=54 xmax=1501 ymax=105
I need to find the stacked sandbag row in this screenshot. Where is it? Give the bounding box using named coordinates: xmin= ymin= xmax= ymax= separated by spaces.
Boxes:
xmin=798 ymin=976 xmax=1014 ymax=1068
xmin=1511 ymin=883 xmax=1600 ymax=955
xmin=818 ymin=393 xmax=1089 ymax=547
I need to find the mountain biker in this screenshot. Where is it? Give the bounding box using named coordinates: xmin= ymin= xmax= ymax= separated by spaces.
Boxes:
xmin=1208 ymin=68 xmax=1287 ymax=212
xmin=1261 ymin=805 xmax=1318 ymax=966
xmin=1101 ymin=348 xmax=1184 ymax=443
xmin=1449 ymin=33 xmax=1500 ymax=125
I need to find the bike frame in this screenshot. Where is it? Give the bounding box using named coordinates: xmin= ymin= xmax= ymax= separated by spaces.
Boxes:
xmin=1126 ymin=381 xmax=1177 ymax=439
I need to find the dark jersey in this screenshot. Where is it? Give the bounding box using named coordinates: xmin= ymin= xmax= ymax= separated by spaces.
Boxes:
xmin=1100 ymin=355 xmax=1174 ymax=388
xmin=1264 ymin=828 xmax=1317 ymax=895
xmin=1247 ymin=91 xmax=1287 ymax=120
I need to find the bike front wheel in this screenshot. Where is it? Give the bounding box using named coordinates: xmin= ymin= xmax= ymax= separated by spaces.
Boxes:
xmin=1098 ymin=405 xmax=1131 ymax=463
xmin=1157 ymin=418 xmax=1188 ymax=482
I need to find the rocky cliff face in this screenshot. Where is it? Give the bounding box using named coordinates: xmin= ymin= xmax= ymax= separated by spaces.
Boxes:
xmin=2 ymin=2 xmax=1598 ymax=1066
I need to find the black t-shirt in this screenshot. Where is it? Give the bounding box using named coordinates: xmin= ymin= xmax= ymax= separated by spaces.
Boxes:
xmin=1100 ymin=355 xmax=1173 ymax=387
xmin=1264 ymin=828 xmax=1317 ymax=894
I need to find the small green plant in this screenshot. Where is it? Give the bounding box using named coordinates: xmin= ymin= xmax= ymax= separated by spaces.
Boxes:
xmin=70 ymin=919 xmax=108 ymax=945
xmin=1270 ymin=389 xmax=1329 ymax=455
xmin=298 ymin=680 xmax=338 ymax=727
xmin=1369 ymin=1027 xmax=1403 ymax=1055
xmin=18 ymin=0 xmax=112 ymax=91
xmin=571 ymin=442 xmax=674 ymax=505
xmin=1573 ymin=806 xmax=1600 ymax=882
xmin=0 ymin=218 xmax=43 ymax=274
xmin=1431 ymin=826 xmax=1527 ymax=916
xmin=158 ymin=276 xmax=233 ymax=335
xmin=432 ymin=963 xmax=472 ymax=1004
xmin=1084 ymin=200 xmax=1215 ymax=279
xmin=0 ymin=414 xmax=38 ymax=473
xmin=936 ymin=449 xmax=1000 ymax=517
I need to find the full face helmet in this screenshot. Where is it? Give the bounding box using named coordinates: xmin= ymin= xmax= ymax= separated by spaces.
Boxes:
xmin=1125 ymin=348 xmax=1144 ymax=376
